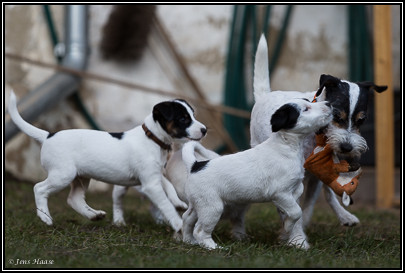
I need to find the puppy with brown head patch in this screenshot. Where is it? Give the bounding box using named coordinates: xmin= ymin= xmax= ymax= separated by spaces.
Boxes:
xmin=8 ymin=91 xmax=206 ymax=233
xmin=250 ymin=35 xmax=387 ymax=228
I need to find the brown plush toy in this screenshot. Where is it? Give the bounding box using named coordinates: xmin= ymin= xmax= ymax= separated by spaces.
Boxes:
xmin=304 ymin=134 xmax=362 ymax=205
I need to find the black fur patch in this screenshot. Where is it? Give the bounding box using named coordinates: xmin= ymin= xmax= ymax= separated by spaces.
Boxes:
xmin=191 ymin=160 xmax=209 ymax=173
xmin=47 ymin=132 xmax=57 ymax=139
xmin=271 ymin=103 xmax=300 ymax=132
xmin=324 ymin=80 xmax=351 ymax=127
xmin=153 ymin=101 xmax=194 ymax=139
xmin=109 ymin=132 xmax=124 ymax=139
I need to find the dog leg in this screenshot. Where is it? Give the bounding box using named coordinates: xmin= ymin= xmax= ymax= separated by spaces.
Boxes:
xmin=68 ymin=179 xmax=106 ymax=221
xmin=141 ymin=175 xmax=183 ymax=232
xmin=274 ymin=194 xmax=309 ymax=250
xmin=193 ymin=218 xmax=220 ymax=250
xmin=193 ymin=201 xmax=223 ymax=249
xmin=229 ymin=205 xmax=248 ymax=240
xmin=67 ymin=178 xmax=107 ymax=221
xmin=161 ymin=176 xmax=188 ymax=209
xmin=182 ymin=205 xmax=198 ymax=244
xmin=301 ymin=174 xmax=323 ymax=228
xmin=112 ymin=185 xmax=129 ymax=226
xmin=323 ymin=185 xmax=360 ymax=226
xmin=33 ymin=170 xmax=76 ymax=225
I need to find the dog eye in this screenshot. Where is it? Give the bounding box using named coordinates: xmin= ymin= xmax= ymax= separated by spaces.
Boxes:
xmin=179 ymin=116 xmax=191 ymax=124
xmin=334 ymin=115 xmax=348 ymax=126
xmin=334 ymin=116 xmax=344 ymax=123
xmin=355 ymin=117 xmax=366 ymax=126
xmin=303 ymin=107 xmax=309 ymax=112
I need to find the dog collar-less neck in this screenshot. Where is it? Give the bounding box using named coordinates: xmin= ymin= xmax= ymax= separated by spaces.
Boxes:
xmin=142 ymin=124 xmax=171 ymax=151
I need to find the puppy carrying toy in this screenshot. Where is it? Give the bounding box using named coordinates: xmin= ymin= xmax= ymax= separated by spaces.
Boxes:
xmin=304 ymin=133 xmax=362 ymax=206
xmin=251 ymin=34 xmax=386 ymax=227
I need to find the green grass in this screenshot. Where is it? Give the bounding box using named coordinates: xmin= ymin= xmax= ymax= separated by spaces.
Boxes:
xmin=4 ymin=179 xmax=401 ymax=269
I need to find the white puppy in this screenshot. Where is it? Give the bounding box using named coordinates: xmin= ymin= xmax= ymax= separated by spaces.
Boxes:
xmin=250 ymin=35 xmax=387 ymax=227
xmin=182 ymin=99 xmax=332 ymax=250
xmin=166 ymin=142 xmax=249 ymax=240
xmin=8 ymin=92 xmax=206 ymax=232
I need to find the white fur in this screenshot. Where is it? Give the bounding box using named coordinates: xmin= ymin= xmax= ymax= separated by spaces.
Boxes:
xmin=344 ymin=80 xmax=360 ymax=126
xmin=250 ymin=35 xmax=361 ymax=227
xmin=166 ymin=142 xmax=219 ymax=202
xmin=112 ymin=141 xmax=221 ymax=227
xmin=8 ymin=91 xmax=207 ymax=232
xmin=182 ymin=99 xmax=332 ymax=250
xmin=165 ymin=142 xmax=249 ymax=241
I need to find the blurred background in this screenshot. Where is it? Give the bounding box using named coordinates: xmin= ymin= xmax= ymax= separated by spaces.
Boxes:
xmin=4 ymin=5 xmax=401 ymax=206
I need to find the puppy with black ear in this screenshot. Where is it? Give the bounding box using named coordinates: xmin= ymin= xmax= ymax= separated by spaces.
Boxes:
xmin=182 ymin=98 xmax=332 ymax=250
xmin=251 ymin=34 xmax=387 ymax=228
xmin=8 ymin=91 xmax=206 ymax=233
xmin=112 ymin=99 xmax=208 ymax=227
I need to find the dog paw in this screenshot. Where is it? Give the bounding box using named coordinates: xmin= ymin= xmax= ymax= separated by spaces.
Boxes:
xmin=339 ymin=213 xmax=360 ymax=227
xmin=113 ymin=219 xmax=127 ymax=226
xmin=170 ymin=217 xmax=183 ymax=233
xmin=90 ymin=210 xmax=106 ymax=221
xmin=40 ymin=216 xmax=53 ymax=226
xmin=37 ymin=210 xmax=53 ymax=226
xmin=287 ymin=238 xmax=310 ymax=250
xmin=200 ymin=239 xmax=218 ymax=250
xmin=284 ymin=233 xmax=310 ymax=250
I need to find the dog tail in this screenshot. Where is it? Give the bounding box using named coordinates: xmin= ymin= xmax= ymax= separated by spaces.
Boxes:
xmin=182 ymin=141 xmax=213 ymax=175
xmin=253 ymin=34 xmax=271 ymax=101
xmin=182 ymin=141 xmax=198 ymax=173
xmin=193 ymin=142 xmax=220 ymax=160
xmin=8 ymin=91 xmax=49 ymax=144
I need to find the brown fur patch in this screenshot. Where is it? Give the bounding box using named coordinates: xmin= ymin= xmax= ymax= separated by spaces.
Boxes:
xmin=165 ymin=121 xmax=179 ymax=137
xmin=332 ymin=110 xmax=348 ymax=129
xmin=354 ymin=112 xmax=366 ymax=122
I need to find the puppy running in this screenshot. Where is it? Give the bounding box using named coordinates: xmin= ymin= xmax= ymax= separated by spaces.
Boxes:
xmin=250 ymin=35 xmax=387 ymax=227
xmin=182 ymin=99 xmax=332 ymax=250
xmin=8 ymin=91 xmax=206 ymax=232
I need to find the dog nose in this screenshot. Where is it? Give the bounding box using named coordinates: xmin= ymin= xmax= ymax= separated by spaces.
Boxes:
xmin=340 ymin=142 xmax=353 ymax=153
xmin=201 ymin=127 xmax=207 ymax=136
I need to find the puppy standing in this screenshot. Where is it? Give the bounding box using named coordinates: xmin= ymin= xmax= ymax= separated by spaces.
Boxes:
xmin=250 ymin=35 xmax=387 ymax=227
xmin=8 ymin=92 xmax=206 ymax=232
xmin=182 ymin=99 xmax=332 ymax=250
xmin=167 ymin=142 xmax=249 ymax=240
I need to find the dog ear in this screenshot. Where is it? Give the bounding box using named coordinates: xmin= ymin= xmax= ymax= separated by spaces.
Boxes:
xmin=153 ymin=101 xmax=174 ymax=122
xmin=271 ymin=103 xmax=300 ymax=132
xmin=316 ymin=74 xmax=341 ymax=97
xmin=357 ymin=81 xmax=388 ymax=93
